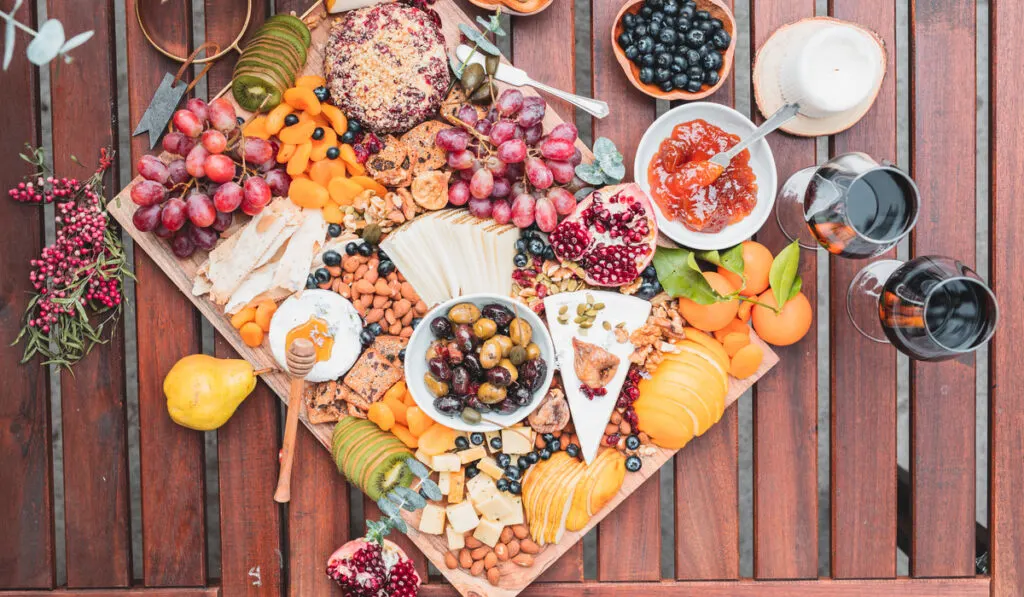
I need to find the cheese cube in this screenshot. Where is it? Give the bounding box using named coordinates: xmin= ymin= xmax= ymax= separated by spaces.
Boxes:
xmin=432 ymin=453 xmax=461 ymax=472
xmin=473 ymin=518 xmax=504 ymax=547
xmin=446 ymin=501 xmax=480 ymax=533
xmin=438 ymin=471 xmax=451 ymax=495
xmin=419 ymin=504 xmax=445 ymax=535
xmin=448 ymin=468 xmax=466 ymax=504
xmin=501 ymin=427 xmax=533 ymax=455
xmin=485 ymin=431 xmax=501 ymax=453
xmin=458 ymin=446 xmax=487 ymax=464
xmin=446 ymin=524 xmax=465 ymax=551
xmin=466 ymin=474 xmax=499 ymax=505
xmin=414 ymin=449 xmax=433 ymax=469
xmin=476 ymin=494 xmax=523 ymax=526
xmin=476 ymin=456 xmax=504 ymax=480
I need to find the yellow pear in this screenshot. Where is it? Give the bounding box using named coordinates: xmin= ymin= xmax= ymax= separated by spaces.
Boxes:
xmin=164 ymin=354 xmax=259 ymax=431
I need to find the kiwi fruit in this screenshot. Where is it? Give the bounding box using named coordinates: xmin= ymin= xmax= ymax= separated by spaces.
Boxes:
xmin=231 ymin=72 xmax=283 ymax=112
xmin=252 ymin=25 xmax=308 ymax=64
xmin=331 ymin=418 xmax=413 ymax=501
xmin=235 ymin=59 xmax=294 ymax=90
xmin=264 ymin=14 xmax=312 ymax=48
xmin=244 ymin=39 xmax=303 ymax=72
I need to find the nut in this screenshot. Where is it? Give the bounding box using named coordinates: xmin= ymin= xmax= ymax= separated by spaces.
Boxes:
xmin=470 ymin=560 xmax=485 ymax=576
xmin=365 ymin=308 xmax=385 ymax=324
xmin=484 ymin=552 xmax=498 ymax=569
xmin=385 ymin=308 xmax=397 ymax=325
xmin=512 ymin=524 xmax=529 ymax=540
xmin=374 ymin=278 xmax=391 ymax=296
xmin=353 ymin=280 xmax=375 ymax=294
xmin=507 ymin=539 xmax=520 ymax=558
xmin=372 ymin=295 xmax=389 ymax=309
xmin=494 ymin=543 xmax=509 ymax=561
xmin=519 ymin=538 xmax=539 ymax=554
xmin=354 ymin=264 xmax=368 ymax=279
xmin=471 ymin=546 xmax=490 ymax=561
xmin=499 ymin=527 xmax=514 ymax=544
xmin=364 ymin=269 xmax=379 ymax=284
xmin=486 ymin=566 xmax=500 ymax=586
xmin=393 ymin=298 xmax=412 ymax=318
xmin=389 ymin=321 xmax=402 ymax=335
xmin=400 ymin=282 xmax=418 ymax=301
xmin=444 ymin=552 xmax=458 ymax=569
xmin=459 ymin=548 xmax=473 ymax=568
xmin=414 ymin=300 xmax=428 ymax=315
xmin=327 ymin=265 xmax=342 ymax=277
xmin=511 ymin=554 xmax=535 ymax=567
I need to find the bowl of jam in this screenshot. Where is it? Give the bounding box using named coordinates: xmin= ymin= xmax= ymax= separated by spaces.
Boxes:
xmin=634 ymin=102 xmax=777 ymax=249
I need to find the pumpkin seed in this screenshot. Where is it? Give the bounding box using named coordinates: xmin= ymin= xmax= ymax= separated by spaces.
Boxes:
xmin=603 ymin=321 xmax=612 ymax=331
xmin=559 ymin=305 xmax=568 ymax=315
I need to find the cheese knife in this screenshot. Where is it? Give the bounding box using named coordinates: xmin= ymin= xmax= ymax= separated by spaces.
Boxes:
xmin=456 ymin=44 xmax=610 ymax=119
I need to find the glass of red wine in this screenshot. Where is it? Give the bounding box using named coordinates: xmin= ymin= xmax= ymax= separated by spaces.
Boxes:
xmin=847 ymin=256 xmax=998 ymax=361
xmin=776 ymin=152 xmax=920 ymax=258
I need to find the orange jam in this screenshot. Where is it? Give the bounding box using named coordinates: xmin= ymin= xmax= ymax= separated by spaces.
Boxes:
xmin=647 ymin=119 xmax=758 ymax=233
xmin=286 ymin=316 xmax=335 ymax=362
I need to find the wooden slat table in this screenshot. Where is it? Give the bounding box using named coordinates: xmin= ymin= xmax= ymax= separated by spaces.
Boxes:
xmin=0 ymin=0 xmax=1019 ymax=595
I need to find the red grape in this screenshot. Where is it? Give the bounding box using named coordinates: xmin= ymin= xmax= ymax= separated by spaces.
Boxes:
xmin=517 ymin=99 xmax=546 ymax=128
xmin=241 ymin=177 xmax=271 ymax=215
xmin=496 ymin=89 xmax=524 ymax=117
xmin=456 ymin=104 xmax=479 ymax=125
xmin=435 ymin=128 xmax=470 ymax=152
xmin=185 ymin=145 xmax=209 ymax=178
xmin=242 ymin=137 xmax=273 ymax=164
xmin=171 ymin=231 xmax=195 ymax=258
xmin=511 ymin=181 xmax=528 ymax=197
xmin=570 ymin=146 xmax=583 ymax=167
xmin=162 ymin=131 xmax=186 ymax=155
xmin=469 ymin=168 xmax=494 ymax=199
xmin=540 ymin=137 xmax=575 ymax=161
xmin=497 ymin=139 xmax=527 ymax=164
xmin=173 ymin=109 xmax=203 ymax=138
xmin=201 ymin=129 xmax=227 ymax=154
xmin=186 ymin=98 xmax=209 ymax=123
xmin=264 ymin=169 xmax=291 ymax=197
xmin=211 ymin=209 xmax=233 ymax=232
xmin=177 ymin=136 xmax=197 ymax=157
xmin=208 ymin=98 xmax=237 ymax=132
xmin=535 ymin=196 xmax=558 ymax=232
xmin=549 ymin=122 xmax=579 ymax=143
xmin=154 ymin=223 xmax=174 ymax=240
xmin=448 ymin=180 xmax=471 ymax=206
xmin=485 ymin=156 xmax=508 ymax=178
xmin=506 ymin=162 xmax=524 ymax=181
xmin=548 ymin=187 xmax=577 ymax=215
xmin=447 ymin=149 xmax=474 ymax=170
xmin=467 ymin=197 xmax=493 ymax=219
xmin=258 ymin=158 xmax=277 ymax=173
xmin=510 ymin=193 xmax=536 ymax=228
xmin=525 ymin=157 xmax=554 ymax=189
xmin=474 ymin=119 xmax=493 ymax=136
xmin=137 ymin=154 xmax=169 ymax=184
xmin=491 ymin=199 xmax=512 ymax=224
xmin=161 ymin=198 xmax=187 ymax=231
xmin=213 ymin=182 xmax=243 ymax=212
xmin=490 ymin=120 xmax=517 ymax=146
xmin=523 ymin=123 xmax=543 ymax=146
xmin=167 ymin=159 xmax=189 ymax=186
xmin=130 ymin=180 xmax=166 ymax=207
xmin=491 ymin=177 xmax=511 ymax=198
xmin=132 ymin=204 xmax=163 ymax=232
xmin=204 ymin=154 xmax=236 ymax=184
xmin=206 ymin=183 xmax=221 ymax=197
xmin=186 ymin=192 xmax=217 ymax=227
xmin=188 ymin=224 xmax=219 ymax=251
xmin=546 ymin=159 xmax=575 ymax=184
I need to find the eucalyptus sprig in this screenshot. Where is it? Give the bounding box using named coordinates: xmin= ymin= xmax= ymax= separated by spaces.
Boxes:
xmin=1 ymin=0 xmax=94 ymax=71
xmin=573 ymin=137 xmax=627 ymax=199
xmin=368 ymin=458 xmax=442 ymax=544
xmin=448 ymin=9 xmax=506 ymax=96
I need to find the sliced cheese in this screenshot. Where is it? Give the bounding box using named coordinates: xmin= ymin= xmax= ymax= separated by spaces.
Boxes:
xmin=501 ymin=427 xmax=533 ymax=455
xmin=414 ymin=449 xmax=433 ymax=470
xmin=419 ymin=503 xmax=445 ymax=535
xmin=476 ymin=456 xmax=504 ymax=480
xmin=446 ymin=524 xmax=465 ymax=551
xmin=458 ymin=446 xmax=487 ymax=464
xmin=476 ymin=494 xmax=524 ymax=526
xmin=431 ymin=453 xmax=461 ymax=473
xmin=448 ymin=468 xmax=466 ymax=504
xmin=438 ymin=471 xmax=451 ymax=495
xmin=446 ymin=501 xmax=480 ymax=533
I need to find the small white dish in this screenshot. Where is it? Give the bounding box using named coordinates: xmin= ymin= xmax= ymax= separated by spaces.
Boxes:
xmin=634 ymin=102 xmax=778 ymax=250
xmin=405 ymin=293 xmax=555 ymax=432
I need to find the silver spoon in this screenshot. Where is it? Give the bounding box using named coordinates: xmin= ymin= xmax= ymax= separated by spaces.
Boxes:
xmin=708 ymin=102 xmax=800 ymax=169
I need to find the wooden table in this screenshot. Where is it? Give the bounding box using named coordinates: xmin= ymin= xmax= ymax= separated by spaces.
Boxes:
xmin=1 ymin=0 xmax=1021 ymax=595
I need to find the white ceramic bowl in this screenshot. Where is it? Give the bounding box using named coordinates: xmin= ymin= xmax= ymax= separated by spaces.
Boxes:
xmin=404 ymin=293 xmax=555 ymax=432
xmin=634 ymin=102 xmax=778 ymax=250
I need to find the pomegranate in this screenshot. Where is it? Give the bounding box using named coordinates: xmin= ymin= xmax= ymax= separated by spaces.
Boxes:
xmin=548 ymin=183 xmax=658 ymax=287
xmin=326 ymin=538 xmax=421 ymax=597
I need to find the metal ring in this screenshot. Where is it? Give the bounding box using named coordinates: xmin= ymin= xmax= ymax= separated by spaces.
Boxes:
xmin=135 ymin=0 xmax=253 ymax=64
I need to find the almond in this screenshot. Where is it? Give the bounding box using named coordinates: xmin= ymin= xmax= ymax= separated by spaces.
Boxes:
xmin=511 ymin=554 xmax=534 ymax=567
xmin=331 ymin=278 xmax=344 ymax=293
xmin=459 ymin=548 xmax=473 ymax=569
xmin=494 ymin=543 xmax=509 ymax=562
xmin=519 ymin=538 xmax=539 ymax=554
xmin=401 ymin=310 xmax=414 ymax=326
xmin=512 ymin=524 xmax=529 ymax=540
xmin=372 ymin=294 xmax=389 ymax=309
xmin=465 ymin=536 xmax=483 ymax=549
xmin=367 ymin=257 xmax=379 ymax=272
xmin=444 ymin=552 xmax=458 ymax=570
xmin=486 ymin=567 xmax=500 ymax=586
xmin=393 ymin=298 xmax=412 ymax=318
xmin=619 ymin=421 xmax=632 ymax=435
xmin=365 ymin=308 xmax=385 ymax=324
xmin=384 ymin=309 xmax=397 ymax=325
xmin=327 ymin=265 xmax=342 ymax=277
xmin=338 ymin=286 xmax=351 ymax=299
xmin=364 ymin=269 xmax=379 ymax=284
xmin=507 ymin=540 xmax=520 ymax=558
xmin=387 ymin=272 xmax=399 ymax=282
xmin=389 ymin=321 xmax=402 ymax=335
xmin=388 ymin=279 xmax=402 ymax=297
xmin=343 ymin=258 xmax=360 ymax=273
xmin=353 ymin=280 xmax=375 ymax=295
xmin=414 ymin=300 xmax=428 ymax=315
xmin=342 ymin=272 xmax=354 ymax=284
xmin=499 ymin=527 xmax=514 ymax=544
xmin=470 ymin=560 xmax=485 ymax=577
xmin=605 ymin=423 xmax=619 ymax=436
xmin=484 ymin=552 xmax=497 ymax=569
xmin=471 ymin=546 xmax=490 ymax=560
xmin=400 ymin=327 xmax=413 ymax=338
xmin=359 ymin=294 xmax=373 ymax=308
xmin=400 ymin=282 xmax=417 ymax=301
xmin=375 ymin=278 xmax=391 ymax=296
xmin=354 ymin=264 xmax=368 ymax=279
xmin=354 ymin=301 xmax=367 ymax=317
xmin=318 ymin=280 xmax=331 ymax=290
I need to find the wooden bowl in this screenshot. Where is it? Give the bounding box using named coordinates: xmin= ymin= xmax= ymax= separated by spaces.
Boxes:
xmin=612 ymin=0 xmax=736 ymax=100
xmin=467 ymin=0 xmax=555 ymax=16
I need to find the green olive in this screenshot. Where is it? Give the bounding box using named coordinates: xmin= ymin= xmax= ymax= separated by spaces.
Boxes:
xmin=525 ymin=342 xmax=541 ymax=360
xmin=479 ymin=337 xmax=503 ymax=369
xmin=498 ymin=358 xmax=518 ymax=382
xmin=461 ymin=63 xmax=485 ymax=94
xmin=424 ymin=373 xmax=449 ymax=398
xmin=508 ymin=345 xmax=527 ymax=366
xmin=461 ymin=408 xmax=482 ymax=424
xmin=485 ymin=54 xmax=500 ymax=76
xmin=425 ymin=341 xmax=442 ymax=361
xmin=448 ymin=303 xmax=481 ymax=325
xmin=477 ymin=382 xmax=507 ymax=404
xmin=509 ymin=318 xmax=532 ymax=346
xmin=493 ymin=334 xmax=513 ymax=357
xmin=469 ymin=81 xmax=496 ymax=105
xmin=472 ymin=318 xmax=497 ymax=340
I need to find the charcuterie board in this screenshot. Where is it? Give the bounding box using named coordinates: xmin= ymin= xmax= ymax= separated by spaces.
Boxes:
xmin=108 ymin=3 xmax=778 ymax=596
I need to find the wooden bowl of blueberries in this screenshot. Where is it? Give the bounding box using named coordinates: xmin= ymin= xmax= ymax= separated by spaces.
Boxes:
xmin=613 ymin=0 xmax=736 ymax=100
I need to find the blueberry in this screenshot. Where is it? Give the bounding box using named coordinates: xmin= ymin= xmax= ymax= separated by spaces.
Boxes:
xmin=398 ymin=348 xmax=406 ymax=362
xmin=345 ymin=242 xmax=359 ymax=256
xmin=341 ymin=131 xmax=356 ymax=145
xmin=347 ymin=120 xmax=361 ymax=133
xmin=313 ymin=86 xmax=329 ymax=102
xmin=642 ymin=264 xmax=658 ymax=280
xmin=640 ymin=5 xmax=652 ymax=18
xmin=686 ymin=48 xmax=702 ymax=66
xmin=357 ymin=242 xmax=374 ymax=257
xmin=517 ymin=458 xmax=530 ymax=471
xmin=655 ymin=68 xmax=672 ymax=83
xmin=566 ymin=444 xmax=580 ymax=458
xmin=640 ymin=53 xmax=656 ymax=67
xmin=327 ymin=146 xmax=341 ymax=159
xmin=656 ymin=52 xmax=673 ymax=68
xmin=664 ymin=0 xmax=679 ymax=14
xmin=367 ymin=322 xmax=383 ymax=336
xmin=702 ymin=51 xmax=722 ymax=71
xmin=636 ymin=35 xmax=654 ymax=53
xmin=698 ymin=20 xmax=715 ymax=32
xmin=637 ymin=281 xmax=660 ymax=300
xmin=653 ymin=42 xmax=667 ymax=55
xmin=684 ymin=0 xmax=696 ymax=7
xmin=625 ymin=455 xmax=642 ymax=472
xmin=697 ymin=43 xmax=712 ymax=57
xmin=664 ymin=15 xmax=676 ymax=27
xmin=327 ymin=223 xmax=342 ymax=238
xmin=465 ymin=465 xmax=480 ymax=479
xmin=376 ymin=249 xmax=389 ymax=261
xmin=489 ymin=436 xmax=503 ymax=450
xmin=508 ymin=480 xmax=522 ymax=495
xmin=712 ymin=29 xmax=731 ymax=49
xmin=695 ymin=9 xmax=710 ymax=20
xmin=680 ymin=5 xmax=695 ymax=19
xmin=622 ymin=13 xmax=636 ymax=28
xmin=676 ymin=17 xmax=692 ymax=32
xmin=526 ymin=451 xmax=540 ymax=464
xmin=514 ymin=238 xmax=527 ymax=253
xmin=497 ymin=453 xmax=511 ymax=468
xmin=284 ymin=114 xmax=299 ymax=126
xmin=618 ymin=31 xmax=633 ymax=47
xmin=236 ymin=116 xmax=245 ymax=125
xmin=635 ymin=23 xmax=649 ymax=37
xmin=470 ymin=432 xmax=485 ymax=445
xmin=658 ymin=28 xmax=677 ymax=45
xmin=685 ymin=28 xmax=706 ymax=48
xmin=496 ymin=478 xmax=510 ymax=492
xmin=686 ymin=78 xmax=704 ymax=93
xmin=639 ymin=67 xmax=654 ymax=84
xmin=377 ymin=260 xmax=395 ymax=276
xmin=672 ymin=73 xmax=689 ymax=89
xmin=312 ymin=127 xmax=325 ymax=140
xmin=359 ymin=329 xmax=375 ymax=347
xmin=539 ymin=448 xmax=551 ymax=460
xmin=649 ymin=0 xmax=664 ymax=9
xmin=504 ymin=466 xmax=520 ymax=480
xmin=305 ymin=274 xmax=318 ymax=289
xmin=648 ymin=20 xmax=661 ymax=35
xmin=513 ymin=252 xmax=529 ymax=268
xmin=314 ymin=267 xmax=330 ymax=284
xmin=411 ymin=317 xmax=422 ymax=329
xmin=543 ymin=246 xmax=556 ymax=261
xmin=528 ymin=238 xmax=545 ymax=256
xmin=625 ymin=435 xmax=641 ymax=450
xmin=323 ymin=250 xmax=341 ymax=266
xmin=704 ymin=69 xmax=720 ymax=86
xmin=548 ymin=439 xmax=561 ymax=452
xmin=709 ymin=17 xmax=723 ymax=30
xmin=687 ymin=65 xmax=704 ymax=79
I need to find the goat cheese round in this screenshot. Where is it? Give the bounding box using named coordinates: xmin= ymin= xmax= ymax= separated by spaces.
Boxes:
xmin=268 ymin=290 xmax=363 ymax=382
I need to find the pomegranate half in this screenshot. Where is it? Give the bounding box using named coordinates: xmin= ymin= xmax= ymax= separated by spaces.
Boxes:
xmin=548 ymin=183 xmax=658 ymax=287
xmin=326 ymin=538 xmax=421 ymax=597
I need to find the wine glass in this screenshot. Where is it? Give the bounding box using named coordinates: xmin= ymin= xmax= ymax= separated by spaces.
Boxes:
xmin=775 ymin=152 xmax=920 ymax=258
xmin=847 ymin=256 xmax=999 ymax=361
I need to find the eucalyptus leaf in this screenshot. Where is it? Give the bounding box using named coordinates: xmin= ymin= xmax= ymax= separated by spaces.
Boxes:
xmin=592 ymin=137 xmax=617 ymax=159
xmin=377 ymin=496 xmax=401 ymax=519
xmin=59 ymin=30 xmax=93 ymax=54
xmin=392 ymin=486 xmax=427 ymax=511
xmin=449 ymin=52 xmax=465 ymax=78
xmin=458 ymin=24 xmax=501 ymax=56
xmin=387 ymin=514 xmax=408 ymax=534
xmin=3 ymin=0 xmax=19 ymax=71
xmin=653 ymin=247 xmax=729 ymax=305
xmin=574 ymin=186 xmax=595 ymax=201
xmin=26 ymin=19 xmax=63 ymax=66
xmin=404 ymin=457 xmax=430 ymax=480
xmin=575 ymin=163 xmax=606 ymax=185
xmin=599 ymin=157 xmax=625 ymax=183
xmin=418 ymin=478 xmax=443 ymax=501
xmin=768 ymin=240 xmax=801 ymax=308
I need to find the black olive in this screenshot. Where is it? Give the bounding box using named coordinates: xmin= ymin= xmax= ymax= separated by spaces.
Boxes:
xmin=695 ymin=9 xmax=710 ymax=20
xmin=655 ymin=67 xmax=671 ymax=83
xmin=618 ymin=31 xmax=633 ymax=47
xmin=687 ymin=65 xmax=704 ymax=79
xmin=702 ymin=51 xmax=723 ymax=71
xmin=658 ymin=28 xmax=677 ymax=45
xmin=698 ymin=20 xmax=715 ymax=32
xmin=513 ymin=252 xmax=528 ymax=267
xmin=434 ymin=396 xmax=462 ymax=414
xmin=686 ymin=48 xmax=702 ymax=65
xmin=357 ymin=242 xmax=373 ymax=257
xmin=640 ymin=53 xmax=656 ymax=67
xmin=686 ymin=78 xmax=704 ymax=93
xmin=712 ymin=28 xmax=732 ymax=49
xmin=312 ymin=127 xmax=325 ymax=140
xmin=704 ymin=69 xmax=720 ymax=86
xmin=377 ymin=260 xmax=395 ymax=276
xmin=622 ymin=13 xmax=636 ymax=28
xmin=656 ymin=52 xmax=673 ymax=68
xmin=676 ymin=17 xmax=692 ymax=32
xmin=345 ymin=242 xmax=359 ymax=255
xmin=672 ymin=73 xmax=689 ymax=89
xmin=314 ymin=267 xmax=330 ymax=284
xmin=639 ymin=67 xmax=654 ymax=84
xmin=430 ymin=317 xmax=453 ymax=339
xmin=322 ymin=250 xmax=341 ymax=266
xmin=685 ymin=28 xmax=706 ymax=48
xmin=639 ymin=5 xmax=652 ymax=18
xmin=653 ymin=42 xmax=667 ymax=55
xmin=305 ymin=274 xmax=317 ymax=289
xmin=636 ymin=35 xmax=654 ymax=53
xmin=327 ymin=223 xmax=342 ymax=238
xmin=659 ymin=79 xmax=674 ymax=92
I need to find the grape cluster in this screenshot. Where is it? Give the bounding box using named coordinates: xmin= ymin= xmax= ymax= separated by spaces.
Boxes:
xmin=438 ymin=89 xmax=581 ymax=231
xmin=130 ymin=97 xmax=292 ymax=258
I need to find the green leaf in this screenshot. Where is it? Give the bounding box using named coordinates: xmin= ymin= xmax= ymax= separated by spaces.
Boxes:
xmin=575 ymin=163 xmax=606 ymax=185
xmin=573 ymin=186 xmax=595 ymax=201
xmin=601 ymin=161 xmax=625 ymax=183
xmin=768 ymin=240 xmax=801 ymax=308
xmin=403 ymin=457 xmax=430 ymax=480
xmin=388 ymin=513 xmax=408 ymax=534
xmin=459 ymin=24 xmax=501 ymax=56
xmin=377 ymin=495 xmax=401 ymax=519
xmin=418 ymin=478 xmax=442 ymax=501
xmin=592 ymin=137 xmax=617 ymax=160
xmin=653 ymin=247 xmax=729 ymax=305
xmin=392 ymin=486 xmax=427 ymax=511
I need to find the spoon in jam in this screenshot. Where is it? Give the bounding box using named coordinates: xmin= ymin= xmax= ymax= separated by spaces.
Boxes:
xmin=693 ymin=102 xmax=802 ymax=187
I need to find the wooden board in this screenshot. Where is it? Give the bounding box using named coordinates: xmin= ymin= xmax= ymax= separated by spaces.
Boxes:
xmin=109 ymin=3 xmax=779 ymax=596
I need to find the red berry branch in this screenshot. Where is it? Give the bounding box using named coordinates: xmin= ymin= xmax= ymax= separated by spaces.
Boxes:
xmin=9 ymin=145 xmax=132 ymax=368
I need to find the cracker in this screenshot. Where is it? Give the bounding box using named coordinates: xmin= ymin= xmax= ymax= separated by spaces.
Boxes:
xmin=401 ymin=120 xmax=447 ymax=175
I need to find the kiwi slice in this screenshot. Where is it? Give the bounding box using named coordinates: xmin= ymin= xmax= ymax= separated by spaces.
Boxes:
xmin=349 ymin=434 xmax=401 ymax=489
xmin=243 ymin=39 xmax=302 ymax=72
xmin=251 ymin=25 xmax=307 ymax=64
xmin=231 ymin=72 xmax=283 ymax=112
xmin=364 ymin=450 xmax=413 ymax=501
xmin=235 ymin=59 xmax=294 ymax=90
xmin=332 ymin=418 xmax=375 ymax=464
xmin=264 ymin=14 xmax=311 ymax=48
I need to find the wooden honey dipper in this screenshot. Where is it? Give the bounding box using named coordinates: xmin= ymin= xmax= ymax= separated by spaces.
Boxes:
xmin=274 ymin=338 xmax=317 ymax=503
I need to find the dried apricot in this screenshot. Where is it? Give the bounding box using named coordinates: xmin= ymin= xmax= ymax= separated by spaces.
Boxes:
xmin=242 ymin=115 xmax=270 ymax=140
xmin=277 ymin=142 xmax=296 ymax=164
xmin=294 ymin=75 xmax=326 ymax=89
xmin=729 ymin=343 xmax=763 ymax=379
xmin=239 ymin=321 xmax=264 ymax=347
xmin=328 ymin=176 xmax=365 ymax=206
xmin=284 ymin=87 xmax=321 ymax=115
xmin=230 ymin=306 xmax=257 ymax=329
xmin=339 ymin=143 xmax=359 ymax=166
xmin=320 ymin=103 xmax=348 ymax=135
xmin=345 ymin=159 xmax=366 ymax=177
xmin=383 ymin=394 xmax=408 ymax=425
xmin=278 ymin=120 xmax=316 ymax=145
xmin=308 ymin=160 xmax=335 ymax=187
xmin=254 ymin=300 xmax=277 ymax=332
xmin=288 ymin=178 xmax=329 ymax=209
xmin=367 ymin=402 xmax=396 ymax=431
xmin=287 ymin=141 xmax=313 ymax=176
xmin=322 ymin=202 xmax=343 ymax=224
xmin=383 ymin=381 xmax=407 ymax=403
xmin=713 ymin=318 xmax=750 ymax=342
xmin=406 ymin=406 xmax=433 ymax=437
xmin=310 ymin=128 xmax=338 ymax=161
xmin=390 ymin=423 xmax=418 ymax=449
xmin=350 ymin=175 xmax=387 ymax=198
xmin=721 ymin=332 xmax=751 ymax=358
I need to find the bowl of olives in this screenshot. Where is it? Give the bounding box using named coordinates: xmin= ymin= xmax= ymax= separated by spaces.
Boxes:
xmin=405 ymin=294 xmax=555 ymax=432
xmin=613 ymin=0 xmax=736 ymax=100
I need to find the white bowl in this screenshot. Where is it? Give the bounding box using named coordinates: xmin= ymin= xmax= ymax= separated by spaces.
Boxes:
xmin=404 ymin=293 xmax=555 ymax=432
xmin=634 ymin=102 xmax=778 ymax=250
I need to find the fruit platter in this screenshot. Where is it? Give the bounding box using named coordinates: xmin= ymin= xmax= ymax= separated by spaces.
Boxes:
xmin=104 ymin=1 xmax=810 ymax=595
